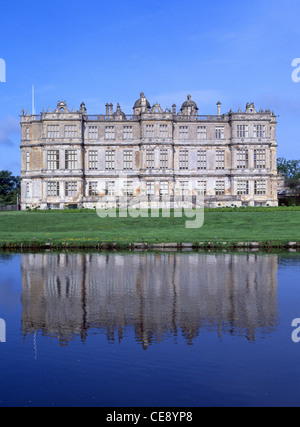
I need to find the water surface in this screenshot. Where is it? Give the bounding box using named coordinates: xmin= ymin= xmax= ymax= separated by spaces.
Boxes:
xmin=0 ymin=251 xmax=299 ymax=407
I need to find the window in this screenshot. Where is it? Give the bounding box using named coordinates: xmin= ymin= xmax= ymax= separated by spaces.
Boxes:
xmin=270 ymin=151 xmax=274 ymax=170
xmin=123 ymin=126 xmax=133 ymax=140
xmin=159 ymin=125 xmax=168 ymax=138
xmin=197 ymin=150 xmax=207 ymax=170
xmin=124 ymin=181 xmax=133 ymax=196
xmin=124 ymin=150 xmax=133 ymax=170
xmin=197 ymin=126 xmax=207 ymax=140
xmin=179 ymin=126 xmax=189 ymax=140
xmin=215 ymin=127 xmax=224 ymax=140
xmin=179 ymin=181 xmax=189 ymax=196
xmin=26 ymin=128 xmax=29 ymax=140
xmin=26 ymin=152 xmax=30 ymax=171
xmin=65 ymin=182 xmax=77 ymax=197
xmin=106 ymin=181 xmax=115 ymax=197
xmin=105 ymin=150 xmax=115 ymax=170
xmin=47 ymin=182 xmax=60 ymax=197
xmin=160 ymin=149 xmax=168 ymax=169
xmin=254 ymin=149 xmax=266 ymax=169
xmin=26 ymin=183 xmax=30 ymax=198
xmin=160 ymin=182 xmax=169 ymax=196
xmin=88 ymin=151 xmax=98 ymax=170
xmin=47 ymin=125 xmax=59 ymax=139
xmin=146 ymin=149 xmax=155 ymax=169
xmin=179 ymin=149 xmax=189 ymax=170
xmin=237 ymin=180 xmax=249 ymax=195
xmin=47 ymin=150 xmax=60 ymax=170
xmin=237 ymin=125 xmax=249 ymax=138
xmin=88 ymin=126 xmax=98 ymax=140
xmin=145 ymin=125 xmax=154 ymax=138
xmin=215 ymin=180 xmax=225 ymax=195
xmin=88 ymin=182 xmax=98 ymax=197
xmin=64 ymin=125 xmax=77 ymax=139
xmin=146 ymin=182 xmax=155 ymax=196
xmin=254 ymin=125 xmax=265 ymax=138
xmin=236 ymin=149 xmax=249 ymax=169
xmin=216 ymin=149 xmax=225 ymax=170
xmin=65 ymin=150 xmax=77 ymax=169
xmin=197 ymin=180 xmax=207 ymax=196
xmin=105 ymin=126 xmax=115 ymax=140
xmin=254 ymin=180 xmax=266 ymax=195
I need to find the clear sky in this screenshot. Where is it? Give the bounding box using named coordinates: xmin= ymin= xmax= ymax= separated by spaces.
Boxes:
xmin=0 ymin=0 xmax=300 ymax=175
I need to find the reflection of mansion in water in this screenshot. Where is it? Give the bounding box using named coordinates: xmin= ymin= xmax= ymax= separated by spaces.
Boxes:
xmin=21 ymin=253 xmax=278 ymax=347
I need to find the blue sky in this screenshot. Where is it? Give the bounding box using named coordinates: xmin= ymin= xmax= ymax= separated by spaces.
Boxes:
xmin=0 ymin=0 xmax=300 ymax=175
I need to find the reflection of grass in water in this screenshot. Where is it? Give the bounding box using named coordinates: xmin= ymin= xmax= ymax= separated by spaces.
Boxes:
xmin=0 ymin=209 xmax=299 ymax=247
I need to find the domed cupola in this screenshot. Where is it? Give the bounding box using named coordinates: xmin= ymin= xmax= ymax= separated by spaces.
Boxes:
xmin=133 ymin=92 xmax=151 ymax=115
xmin=180 ymin=95 xmax=198 ymax=116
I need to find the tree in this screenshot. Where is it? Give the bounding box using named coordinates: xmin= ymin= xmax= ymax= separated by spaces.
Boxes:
xmin=0 ymin=171 xmax=20 ymax=204
xmin=277 ymin=158 xmax=300 ymax=196
xmin=277 ymin=157 xmax=300 ymax=180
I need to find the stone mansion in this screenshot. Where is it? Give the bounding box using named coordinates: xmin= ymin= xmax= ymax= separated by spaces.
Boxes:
xmin=20 ymin=92 xmax=278 ymax=210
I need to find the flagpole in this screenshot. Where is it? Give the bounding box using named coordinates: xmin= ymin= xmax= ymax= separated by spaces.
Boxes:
xmin=32 ymin=84 xmax=35 ymax=116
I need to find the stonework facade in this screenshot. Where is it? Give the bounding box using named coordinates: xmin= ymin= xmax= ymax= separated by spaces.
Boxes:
xmin=20 ymin=93 xmax=278 ymax=209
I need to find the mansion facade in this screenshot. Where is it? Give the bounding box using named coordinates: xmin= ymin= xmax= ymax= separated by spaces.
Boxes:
xmin=20 ymin=93 xmax=278 ymax=210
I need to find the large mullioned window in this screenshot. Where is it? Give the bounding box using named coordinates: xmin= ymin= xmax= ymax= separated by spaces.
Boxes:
xmin=179 ymin=149 xmax=189 ymax=170
xmin=236 ymin=149 xmax=249 ymax=169
xmin=88 ymin=151 xmax=98 ymax=170
xmin=47 ymin=150 xmax=60 ymax=170
xmin=216 ymin=150 xmax=225 ymax=170
xmin=65 ymin=151 xmax=77 ymax=169
xmin=105 ymin=150 xmax=115 ymax=170
xmin=47 ymin=182 xmax=60 ymax=197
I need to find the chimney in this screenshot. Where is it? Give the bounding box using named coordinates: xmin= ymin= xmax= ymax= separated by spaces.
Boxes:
xmin=172 ymin=104 xmax=176 ymax=115
xmin=109 ymin=103 xmax=113 ymax=118
xmin=105 ymin=103 xmax=109 ymax=118
xmin=217 ymin=102 xmax=221 ymax=116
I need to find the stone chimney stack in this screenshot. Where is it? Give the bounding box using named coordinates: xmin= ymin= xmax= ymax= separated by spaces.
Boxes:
xmin=105 ymin=103 xmax=109 ymax=118
xmin=140 ymin=93 xmax=147 ymax=113
xmin=172 ymin=104 xmax=176 ymax=115
xmin=217 ymin=102 xmax=221 ymax=116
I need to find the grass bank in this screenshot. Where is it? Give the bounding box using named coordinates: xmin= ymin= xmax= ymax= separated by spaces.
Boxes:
xmin=0 ymin=207 xmax=299 ymax=250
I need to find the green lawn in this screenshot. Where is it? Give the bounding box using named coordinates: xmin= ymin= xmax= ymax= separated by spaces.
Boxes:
xmin=0 ymin=208 xmax=299 ymax=248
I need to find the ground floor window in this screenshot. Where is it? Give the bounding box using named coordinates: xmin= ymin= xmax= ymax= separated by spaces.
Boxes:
xmin=197 ymin=180 xmax=207 ymax=196
xmin=106 ymin=181 xmax=115 ymax=196
xmin=146 ymin=182 xmax=155 ymax=196
xmin=65 ymin=182 xmax=78 ymax=197
xmin=254 ymin=180 xmax=266 ymax=195
xmin=237 ymin=180 xmax=249 ymax=195
xmin=88 ymin=182 xmax=98 ymax=197
xmin=47 ymin=182 xmax=60 ymax=197
xmin=215 ymin=180 xmax=225 ymax=195
xmin=123 ymin=181 xmax=133 ymax=196
xmin=160 ymin=182 xmax=169 ymax=196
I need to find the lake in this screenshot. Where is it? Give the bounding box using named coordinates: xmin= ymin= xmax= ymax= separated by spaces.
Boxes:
xmin=0 ymin=251 xmax=299 ymax=407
